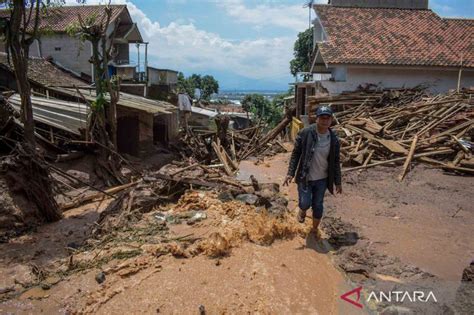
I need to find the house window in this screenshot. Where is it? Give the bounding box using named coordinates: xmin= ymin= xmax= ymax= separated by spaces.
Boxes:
xmin=54 ymin=47 xmax=61 ymax=51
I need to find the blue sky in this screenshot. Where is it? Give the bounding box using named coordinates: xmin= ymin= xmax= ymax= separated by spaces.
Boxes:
xmin=81 ymin=0 xmax=474 ymax=90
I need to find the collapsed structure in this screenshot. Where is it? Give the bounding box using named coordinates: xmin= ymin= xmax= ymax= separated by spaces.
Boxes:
xmin=294 ymin=0 xmax=474 ymax=122
xmin=0 ymin=53 xmax=179 ymax=156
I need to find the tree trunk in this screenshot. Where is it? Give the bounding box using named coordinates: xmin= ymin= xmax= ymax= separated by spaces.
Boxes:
xmin=10 ymin=1 xmax=35 ymax=148
xmin=3 ymin=1 xmax=62 ymax=222
xmin=88 ymin=38 xmax=123 ymax=186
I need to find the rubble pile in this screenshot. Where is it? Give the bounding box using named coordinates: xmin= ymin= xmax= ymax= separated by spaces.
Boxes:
xmin=176 ymin=108 xmax=295 ymax=175
xmin=309 ymin=88 xmax=474 ymax=179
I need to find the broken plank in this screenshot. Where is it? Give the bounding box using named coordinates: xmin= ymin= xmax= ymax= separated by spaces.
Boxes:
xmin=375 ymin=138 xmax=408 ymax=155
xmin=212 ymin=141 xmax=233 ymax=176
xmin=398 ymin=135 xmax=418 ymax=181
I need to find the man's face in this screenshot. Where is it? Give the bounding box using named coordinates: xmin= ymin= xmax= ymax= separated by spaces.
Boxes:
xmin=316 ymin=114 xmax=332 ymax=128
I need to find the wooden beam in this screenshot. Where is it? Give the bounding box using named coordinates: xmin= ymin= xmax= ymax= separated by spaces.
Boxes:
xmin=398 ymin=135 xmax=418 ymax=181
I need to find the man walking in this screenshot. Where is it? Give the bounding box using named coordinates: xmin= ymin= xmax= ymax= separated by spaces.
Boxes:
xmin=283 ymin=106 xmax=342 ymax=237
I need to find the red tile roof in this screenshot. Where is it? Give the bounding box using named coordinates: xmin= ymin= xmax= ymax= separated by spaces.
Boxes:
xmin=0 ymin=5 xmax=127 ymax=33
xmin=314 ymin=5 xmax=474 ymax=68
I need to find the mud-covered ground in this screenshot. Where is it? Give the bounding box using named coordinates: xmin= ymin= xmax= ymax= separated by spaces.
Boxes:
xmin=1 ymin=148 xmax=473 ymax=314
xmin=0 ymin=162 xmax=361 ymax=314
xmin=241 ymin=150 xmax=474 ymax=314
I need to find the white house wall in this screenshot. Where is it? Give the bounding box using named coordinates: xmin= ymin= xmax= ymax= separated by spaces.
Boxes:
xmin=31 ymin=34 xmax=93 ymax=77
xmin=320 ymin=66 xmax=474 ymax=94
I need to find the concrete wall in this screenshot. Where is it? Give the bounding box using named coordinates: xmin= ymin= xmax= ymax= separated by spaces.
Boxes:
xmin=120 ymin=84 xmax=146 ymax=97
xmin=320 ymin=66 xmax=474 ymax=94
xmin=148 ymin=68 xmax=178 ymax=85
xmin=30 ymin=34 xmax=93 ymax=77
xmin=116 ymin=66 xmax=136 ymax=81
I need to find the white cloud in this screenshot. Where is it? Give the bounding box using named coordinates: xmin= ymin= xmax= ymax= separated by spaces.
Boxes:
xmin=124 ymin=1 xmax=295 ymax=80
xmin=63 ymin=0 xmax=299 ymax=82
xmin=217 ymin=0 xmax=309 ymax=32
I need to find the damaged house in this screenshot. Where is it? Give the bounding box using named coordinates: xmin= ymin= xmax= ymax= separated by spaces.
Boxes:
xmin=0 ymin=53 xmax=178 ymax=156
xmin=0 ymin=5 xmax=178 ymax=99
xmin=295 ymin=0 xmax=474 ymax=119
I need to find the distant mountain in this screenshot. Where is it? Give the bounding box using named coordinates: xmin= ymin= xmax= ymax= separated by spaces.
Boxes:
xmin=180 ymin=69 xmax=294 ymax=92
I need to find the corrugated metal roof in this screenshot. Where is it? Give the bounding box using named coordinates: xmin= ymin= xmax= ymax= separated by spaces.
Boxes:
xmin=191 ymin=106 xmax=218 ymax=118
xmin=221 ymin=112 xmax=253 ymax=119
xmin=52 ymin=87 xmax=177 ymax=115
xmin=6 ymin=89 xmax=178 ymax=136
xmin=6 ymin=94 xmax=88 ymax=135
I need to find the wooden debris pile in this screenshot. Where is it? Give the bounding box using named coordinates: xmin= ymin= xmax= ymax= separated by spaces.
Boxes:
xmin=175 ymin=107 xmax=295 ymax=174
xmin=309 ymin=88 xmax=474 ymax=179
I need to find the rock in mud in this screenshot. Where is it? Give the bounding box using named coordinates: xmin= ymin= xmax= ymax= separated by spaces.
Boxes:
xmin=267 ymin=202 xmax=287 ymax=217
xmin=187 ymin=211 xmax=207 ymax=225
xmin=217 ymin=191 xmax=234 ymax=202
xmin=198 ymin=304 xmax=206 ymax=315
xmin=235 ymin=194 xmax=259 ymax=205
xmin=259 ymin=183 xmax=279 ymax=193
xmin=95 ymin=271 xmax=106 ymax=284
xmin=272 ymin=195 xmax=289 ymax=207
xmin=461 ymin=261 xmax=474 ymax=282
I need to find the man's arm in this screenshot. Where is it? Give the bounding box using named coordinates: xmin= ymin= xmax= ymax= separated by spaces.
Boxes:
xmin=334 ymin=136 xmax=342 ymax=193
xmin=284 ymin=131 xmax=303 ymax=185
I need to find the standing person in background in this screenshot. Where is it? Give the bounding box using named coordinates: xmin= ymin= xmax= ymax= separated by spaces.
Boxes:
xmin=178 ymin=89 xmax=192 ymax=131
xmin=283 ymin=106 xmax=342 ymax=238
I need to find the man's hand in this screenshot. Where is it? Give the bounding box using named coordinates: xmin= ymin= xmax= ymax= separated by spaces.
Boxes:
xmin=283 ymin=175 xmax=293 ymax=186
xmin=336 ymin=185 xmax=342 ymax=194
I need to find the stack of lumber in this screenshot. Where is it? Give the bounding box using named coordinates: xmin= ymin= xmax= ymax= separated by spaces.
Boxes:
xmin=310 ymin=89 xmax=474 ymax=179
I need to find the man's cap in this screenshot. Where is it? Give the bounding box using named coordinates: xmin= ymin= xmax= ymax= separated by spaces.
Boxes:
xmin=316 ymin=106 xmax=333 ymax=117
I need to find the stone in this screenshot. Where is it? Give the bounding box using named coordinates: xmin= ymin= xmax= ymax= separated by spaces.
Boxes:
xmin=267 ymin=202 xmax=287 ymax=217
xmin=461 ymin=261 xmax=474 ymax=282
xmin=242 ymin=186 xmax=255 ymax=195
xmin=199 ymin=304 xmax=206 ymax=315
xmin=217 ymin=191 xmax=234 ymax=202
xmin=256 ymin=196 xmax=272 ymax=209
xmin=95 ymin=271 xmax=106 ymax=284
xmin=40 ymin=283 xmax=51 ymax=290
xmin=272 ymin=195 xmax=289 ymax=207
xmin=235 ymin=194 xmax=259 ymax=205
xmin=187 ymin=211 xmax=207 ymax=225
xmin=259 ymin=183 xmax=279 ymax=193
xmin=255 ymin=189 xmax=273 ymax=200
